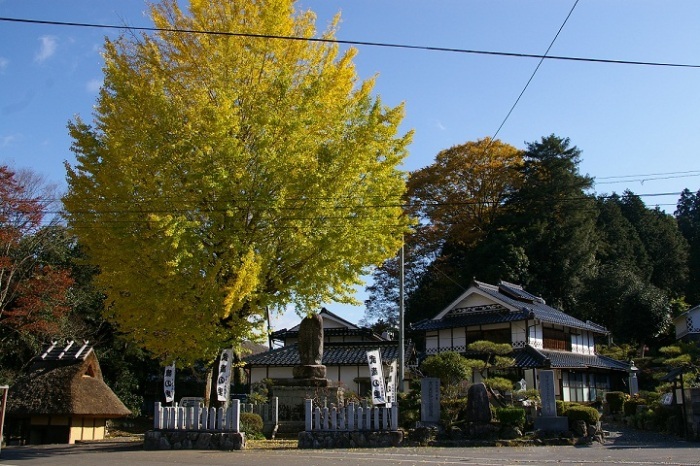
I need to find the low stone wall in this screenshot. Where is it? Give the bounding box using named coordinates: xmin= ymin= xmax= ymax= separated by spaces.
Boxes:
xmin=298 ymin=430 xmax=403 ymax=449
xmin=144 ymin=430 xmax=245 ymax=450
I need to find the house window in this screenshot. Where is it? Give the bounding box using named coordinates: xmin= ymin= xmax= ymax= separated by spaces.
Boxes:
xmin=466 ymin=327 xmax=511 ymax=345
xmin=542 ymin=327 xmax=570 ymax=351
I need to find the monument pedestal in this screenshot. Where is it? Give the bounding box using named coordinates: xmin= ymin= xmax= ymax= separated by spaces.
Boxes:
xmin=534 ymin=415 xmax=569 ymax=432
xmin=272 ymin=379 xmax=344 ymax=434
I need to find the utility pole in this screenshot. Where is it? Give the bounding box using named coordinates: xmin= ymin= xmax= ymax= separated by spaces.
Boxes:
xmin=399 ymin=243 xmax=405 ymax=392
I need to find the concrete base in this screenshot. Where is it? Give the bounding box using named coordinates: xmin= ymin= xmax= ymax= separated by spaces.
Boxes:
xmin=272 ymin=385 xmax=344 ymax=422
xmin=298 ymin=430 xmax=403 ymax=449
xmin=534 ymin=416 xmax=569 ymax=433
xmin=144 ymin=430 xmax=245 ymax=450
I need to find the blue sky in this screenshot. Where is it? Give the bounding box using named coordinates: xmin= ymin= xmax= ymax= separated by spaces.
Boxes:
xmin=1 ymin=1 xmax=699 ymax=330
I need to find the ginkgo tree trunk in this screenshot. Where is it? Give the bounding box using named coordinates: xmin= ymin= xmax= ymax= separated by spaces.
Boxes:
xmin=63 ymin=0 xmax=412 ymax=365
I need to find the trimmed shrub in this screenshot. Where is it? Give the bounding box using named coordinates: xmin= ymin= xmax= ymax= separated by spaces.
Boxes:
xmin=484 ymin=377 xmax=514 ymax=394
xmin=566 ymin=405 xmax=600 ymax=425
xmin=623 ymin=397 xmax=647 ymax=416
xmin=605 ymin=391 xmax=626 ymax=414
xmin=240 ymin=412 xmax=264 ymax=435
xmin=495 ymin=407 xmax=526 ymax=429
xmin=556 ymin=400 xmax=579 ymax=416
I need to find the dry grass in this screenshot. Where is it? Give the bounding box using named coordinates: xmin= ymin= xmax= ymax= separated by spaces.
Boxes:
xmin=246 ymin=439 xmax=297 ymax=449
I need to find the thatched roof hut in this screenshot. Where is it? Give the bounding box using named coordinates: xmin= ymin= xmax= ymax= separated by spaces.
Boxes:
xmin=5 ymin=341 xmax=131 ymax=444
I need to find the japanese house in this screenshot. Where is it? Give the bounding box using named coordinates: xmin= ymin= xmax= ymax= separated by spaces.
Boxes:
xmin=411 ymin=280 xmax=632 ymax=402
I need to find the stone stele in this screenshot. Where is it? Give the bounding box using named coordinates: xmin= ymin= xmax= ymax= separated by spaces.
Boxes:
xmin=465 ymin=382 xmax=492 ymax=423
xmin=293 ymin=313 xmax=326 ymax=379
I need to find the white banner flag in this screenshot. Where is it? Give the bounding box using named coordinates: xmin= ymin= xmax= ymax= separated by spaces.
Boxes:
xmin=216 ymin=349 xmax=234 ymax=402
xmin=386 ymin=360 xmax=398 ymax=405
xmin=366 ymin=349 xmax=386 ymax=405
xmin=163 ymin=362 xmax=175 ymax=403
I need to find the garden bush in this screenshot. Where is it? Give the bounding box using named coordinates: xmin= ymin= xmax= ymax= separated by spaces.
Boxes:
xmin=566 ymin=405 xmax=600 ymax=425
xmin=556 ymin=400 xmax=579 ymax=416
xmin=240 ymin=412 xmax=264 ymax=436
xmin=605 ymin=391 xmax=626 ymax=414
xmin=398 ymin=382 xmax=421 ymax=429
xmin=623 ymin=396 xmax=647 ymax=416
xmin=495 ymin=407 xmax=525 ymax=429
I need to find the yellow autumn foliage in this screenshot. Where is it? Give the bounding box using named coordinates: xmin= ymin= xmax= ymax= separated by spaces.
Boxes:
xmin=64 ymin=0 xmax=412 ymax=365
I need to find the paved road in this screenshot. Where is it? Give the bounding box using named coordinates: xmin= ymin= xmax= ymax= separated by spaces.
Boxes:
xmin=2 ymin=425 xmax=698 ymax=466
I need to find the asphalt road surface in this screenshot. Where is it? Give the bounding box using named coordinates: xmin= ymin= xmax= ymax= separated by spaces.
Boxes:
xmin=2 ymin=424 xmax=699 ymax=466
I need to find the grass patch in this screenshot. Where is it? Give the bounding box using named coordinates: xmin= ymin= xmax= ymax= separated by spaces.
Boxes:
xmin=246 ymin=439 xmax=298 ymax=449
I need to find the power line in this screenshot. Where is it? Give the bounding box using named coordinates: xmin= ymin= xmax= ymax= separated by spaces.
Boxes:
xmin=595 ymin=173 xmax=700 ymax=185
xmin=491 ymin=0 xmax=580 ymax=141
xmin=2 ymin=16 xmax=700 ymax=69
xmin=25 ymin=190 xmax=687 ymax=218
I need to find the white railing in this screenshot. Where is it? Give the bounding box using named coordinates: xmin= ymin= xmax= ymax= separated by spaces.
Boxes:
xmin=241 ymin=397 xmax=278 ymax=426
xmin=304 ymin=399 xmax=399 ymax=432
xmin=154 ymin=399 xmax=240 ymax=432
xmin=242 ymin=397 xmax=278 ymax=435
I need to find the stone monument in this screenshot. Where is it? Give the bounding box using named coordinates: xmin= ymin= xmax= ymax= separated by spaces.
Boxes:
xmin=420 ymin=377 xmax=440 ymax=424
xmin=534 ymin=370 xmax=568 ymax=432
xmin=465 ymin=382 xmax=492 ymax=424
xmin=292 ymin=313 xmax=327 ymax=380
xmin=271 ymin=313 xmax=343 ymax=434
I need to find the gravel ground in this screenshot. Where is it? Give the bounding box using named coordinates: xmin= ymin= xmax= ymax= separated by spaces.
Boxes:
xmin=601 ymin=421 xmax=692 ymax=446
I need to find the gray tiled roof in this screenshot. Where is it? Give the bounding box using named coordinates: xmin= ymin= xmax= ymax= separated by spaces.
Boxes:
xmin=243 ymin=341 xmax=411 ymax=366
xmin=413 ymin=281 xmax=608 ymax=335
xmin=513 ymin=345 xmax=630 ymax=371
xmin=412 ymin=308 xmax=532 ymax=331
xmin=271 ymin=327 xmax=383 ymax=341
xmin=477 ymin=283 xmax=607 ymax=334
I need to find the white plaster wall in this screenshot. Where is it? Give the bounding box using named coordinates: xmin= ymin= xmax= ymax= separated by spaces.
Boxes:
xmin=438 ymin=329 xmax=452 ymax=350
xmin=426 ymin=332 xmax=438 ymax=353
xmin=263 ymin=367 xmax=293 ymax=381
xmin=337 ymin=366 xmax=362 ymax=392
xmin=251 ymin=365 xmax=375 ymax=394
xmin=511 ymin=321 xmax=527 ymax=346
xmin=571 ymin=333 xmax=582 ymax=354
xmin=454 ymin=293 xmax=499 ymax=309
xmin=529 ymin=323 xmax=543 ymax=349
xmin=452 ymin=327 xmax=466 ymax=349
xmin=570 ymin=331 xmax=595 ymax=355
xmin=322 ymin=319 xmax=346 ymax=329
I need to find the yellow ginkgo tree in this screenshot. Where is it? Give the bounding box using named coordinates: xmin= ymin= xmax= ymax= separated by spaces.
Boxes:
xmin=63 ymin=0 xmax=412 ymax=365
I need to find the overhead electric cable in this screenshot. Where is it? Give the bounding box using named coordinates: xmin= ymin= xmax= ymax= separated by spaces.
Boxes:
xmin=595 ymin=173 xmax=700 ymax=185
xmin=2 ymin=16 xmax=700 ymax=68
xmin=596 ymin=169 xmax=700 ymax=180
xmin=491 ymin=0 xmax=580 ymax=141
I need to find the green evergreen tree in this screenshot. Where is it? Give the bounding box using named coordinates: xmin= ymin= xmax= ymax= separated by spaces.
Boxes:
xmin=676 ymin=189 xmax=700 ymax=304
xmin=493 ymin=135 xmax=598 ymax=310
xmin=578 ymin=264 xmax=671 ymax=344
xmin=594 ymin=194 xmax=651 ymax=280
xmin=619 ymin=191 xmax=688 ymax=297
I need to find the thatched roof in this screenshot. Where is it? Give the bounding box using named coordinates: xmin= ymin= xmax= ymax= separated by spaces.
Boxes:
xmin=7 ymin=341 xmax=131 ymax=418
